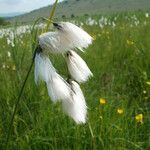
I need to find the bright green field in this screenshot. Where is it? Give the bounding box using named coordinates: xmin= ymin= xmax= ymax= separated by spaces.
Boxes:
xmin=0 ymin=12 xmax=150 ymax=150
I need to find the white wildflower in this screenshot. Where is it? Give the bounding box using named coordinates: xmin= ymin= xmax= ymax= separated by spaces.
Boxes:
xmin=66 ymin=50 xmax=93 ymax=83
xmin=145 ymin=13 xmax=149 ymax=18
xmin=62 ymin=81 xmax=87 ymax=124
xmin=7 ymin=51 xmax=11 ymax=58
xmin=34 ymin=50 xmax=72 ymax=102
xmin=46 ymin=73 xmax=72 ymax=102
xmin=39 ymin=22 xmax=92 ymax=54
xmin=35 ymin=21 xmax=93 ymax=123
xmin=2 ymin=63 xmax=6 ymax=69
xmin=86 ymin=17 xmax=97 ymax=26
xmin=34 ymin=52 xmax=56 ymax=84
xmin=112 ymin=21 xmax=116 ymax=28
xmin=53 ymin=22 xmax=93 ymax=50
xmin=39 ymin=32 xmax=71 ymax=54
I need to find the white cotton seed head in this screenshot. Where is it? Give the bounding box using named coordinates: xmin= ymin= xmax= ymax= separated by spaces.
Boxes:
xmin=66 ymin=50 xmax=93 ymax=83
xmin=38 ymin=22 xmax=92 ymax=54
xmin=34 ymin=52 xmax=72 ymax=102
xmin=39 ymin=32 xmax=71 ymax=54
xmin=34 ymin=52 xmax=56 ymax=84
xmin=53 ymin=22 xmax=93 ymax=50
xmin=62 ymin=81 xmax=87 ymax=124
xmin=46 ymin=73 xmax=72 ymax=102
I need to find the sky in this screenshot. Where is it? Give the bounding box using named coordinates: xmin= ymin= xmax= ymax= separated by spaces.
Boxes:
xmin=0 ymin=0 xmax=63 ymax=14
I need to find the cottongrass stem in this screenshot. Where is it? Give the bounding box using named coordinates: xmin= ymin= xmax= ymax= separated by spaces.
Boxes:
xmin=5 ymin=47 xmax=37 ymax=149
xmin=5 ymin=0 xmax=58 ymax=147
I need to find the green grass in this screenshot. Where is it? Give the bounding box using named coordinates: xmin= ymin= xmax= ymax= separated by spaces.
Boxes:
xmin=0 ymin=12 xmax=150 ymax=150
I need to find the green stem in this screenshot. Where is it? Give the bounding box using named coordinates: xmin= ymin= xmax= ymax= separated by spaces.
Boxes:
xmin=5 ymin=0 xmax=59 ymax=148
xmin=5 ymin=48 xmax=37 ymax=149
xmin=5 ymin=18 xmax=44 ymax=148
xmin=31 ymin=17 xmax=51 ymax=35
xmin=31 ymin=17 xmax=51 ymax=51
xmin=88 ymin=122 xmax=94 ymax=138
xmin=45 ymin=0 xmax=58 ymax=32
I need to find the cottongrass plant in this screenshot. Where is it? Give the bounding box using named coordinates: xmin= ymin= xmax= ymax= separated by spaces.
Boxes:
xmin=5 ymin=0 xmax=93 ymax=148
xmin=35 ymin=22 xmax=93 ymax=123
xmin=5 ymin=1 xmax=59 ymax=148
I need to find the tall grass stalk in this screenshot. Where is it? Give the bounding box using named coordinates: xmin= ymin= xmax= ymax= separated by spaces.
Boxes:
xmin=45 ymin=0 xmax=58 ymax=32
xmin=4 ymin=50 xmax=36 ymax=149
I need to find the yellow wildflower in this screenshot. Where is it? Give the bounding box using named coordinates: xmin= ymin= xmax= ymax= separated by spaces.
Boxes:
xmin=146 ymin=81 xmax=150 ymax=85
xmin=143 ymin=90 xmax=147 ymax=94
xmin=99 ymin=98 xmax=106 ymax=105
xmin=135 ymin=114 xmax=143 ymax=124
xmin=12 ymin=65 xmax=16 ymax=71
xmin=99 ymin=116 xmax=103 ymax=120
xmin=117 ymin=108 xmax=124 ymax=114
xmin=126 ymin=40 xmax=134 ymax=46
xmin=92 ymin=35 xmax=97 ymax=40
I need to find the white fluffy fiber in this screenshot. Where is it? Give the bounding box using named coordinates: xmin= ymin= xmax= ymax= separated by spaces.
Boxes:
xmin=36 ymin=21 xmax=93 ymax=123
xmin=62 ymin=81 xmax=87 ymax=124
xmin=34 ymin=52 xmax=72 ymax=102
xmin=34 ymin=52 xmax=56 ymax=84
xmin=38 ymin=22 xmax=93 ymax=54
xmin=66 ymin=50 xmax=93 ymax=83
xmin=56 ymin=22 xmax=93 ymax=50
xmin=46 ymin=73 xmax=72 ymax=102
xmin=39 ymin=32 xmax=71 ymax=54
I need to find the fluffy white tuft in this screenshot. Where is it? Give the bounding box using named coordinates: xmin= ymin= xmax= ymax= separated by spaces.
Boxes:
xmin=62 ymin=81 xmax=87 ymax=124
xmin=66 ymin=50 xmax=93 ymax=83
xmin=46 ymin=73 xmax=72 ymax=102
xmin=39 ymin=32 xmax=72 ymax=54
xmin=38 ymin=22 xmax=93 ymax=54
xmin=34 ymin=52 xmax=72 ymax=102
xmin=55 ymin=22 xmax=93 ymax=50
xmin=34 ymin=52 xmax=56 ymax=84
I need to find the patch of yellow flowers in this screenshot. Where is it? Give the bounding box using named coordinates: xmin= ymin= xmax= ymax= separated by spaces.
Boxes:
xmin=99 ymin=98 xmax=106 ymax=105
xmin=135 ymin=114 xmax=143 ymax=124
xmin=126 ymin=39 xmax=134 ymax=46
xmin=99 ymin=98 xmax=144 ymax=124
xmin=12 ymin=65 xmax=16 ymax=71
xmin=117 ymin=108 xmax=124 ymax=114
xmin=146 ymin=81 xmax=150 ymax=85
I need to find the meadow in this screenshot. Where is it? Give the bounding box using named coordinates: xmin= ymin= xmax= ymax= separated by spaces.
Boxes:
xmin=0 ymin=11 xmax=150 ymax=150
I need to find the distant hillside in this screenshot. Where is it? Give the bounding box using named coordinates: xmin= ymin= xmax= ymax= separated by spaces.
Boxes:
xmin=11 ymin=0 xmax=150 ymax=23
xmin=0 ymin=12 xmax=25 ymax=18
